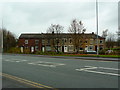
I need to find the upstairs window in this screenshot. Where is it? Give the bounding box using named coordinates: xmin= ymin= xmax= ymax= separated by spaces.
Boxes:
xmin=100 ymin=40 xmax=103 ymax=44
xmin=47 ymin=39 xmax=50 ymax=44
xmin=90 ymin=40 xmax=93 ymax=44
xmin=85 ymin=41 xmax=87 ymax=43
xmin=42 ymin=40 xmax=45 ymax=44
xmin=64 ymin=39 xmax=67 ymax=43
xmin=35 ymin=40 xmax=39 ymax=44
xmin=25 ymin=40 xmax=28 ymax=44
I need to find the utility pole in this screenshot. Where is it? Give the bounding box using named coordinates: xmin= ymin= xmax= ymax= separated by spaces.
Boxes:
xmin=96 ymin=0 xmax=99 ymax=56
xmin=1 ymin=18 xmax=3 ymax=53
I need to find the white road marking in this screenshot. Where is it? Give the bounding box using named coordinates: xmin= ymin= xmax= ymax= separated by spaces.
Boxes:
xmin=28 ymin=61 xmax=65 ymax=67
xmin=83 ymin=70 xmax=120 ymax=76
xmin=3 ymin=59 xmax=28 ymax=62
xmin=76 ymin=66 xmax=120 ymax=76
xmin=85 ymin=66 xmax=120 ymax=71
xmin=98 ymin=61 xmax=111 ymax=62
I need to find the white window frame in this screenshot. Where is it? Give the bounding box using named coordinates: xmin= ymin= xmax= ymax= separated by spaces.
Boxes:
xmin=25 ymin=40 xmax=28 ymax=44
xmin=100 ymin=40 xmax=103 ymax=44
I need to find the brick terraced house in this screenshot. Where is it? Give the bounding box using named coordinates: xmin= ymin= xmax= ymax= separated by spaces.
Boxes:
xmin=18 ymin=32 xmax=105 ymax=53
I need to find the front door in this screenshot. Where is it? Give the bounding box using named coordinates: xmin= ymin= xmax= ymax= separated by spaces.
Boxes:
xmin=62 ymin=46 xmax=64 ymax=52
xmin=95 ymin=46 xmax=97 ymax=51
xmin=64 ymin=46 xmax=67 ymax=52
xmin=42 ymin=47 xmax=45 ymax=52
xmin=31 ymin=47 xmax=34 ymax=52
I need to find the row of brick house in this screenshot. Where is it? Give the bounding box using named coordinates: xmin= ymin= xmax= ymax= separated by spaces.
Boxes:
xmin=18 ymin=32 xmax=105 ymax=53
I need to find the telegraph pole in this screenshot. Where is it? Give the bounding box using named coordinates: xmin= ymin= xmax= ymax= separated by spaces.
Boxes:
xmin=96 ymin=0 xmax=99 ymax=56
xmin=1 ymin=18 xmax=3 ymax=53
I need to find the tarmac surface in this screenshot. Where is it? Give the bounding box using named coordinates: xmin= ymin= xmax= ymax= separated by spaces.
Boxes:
xmin=2 ymin=54 xmax=120 ymax=89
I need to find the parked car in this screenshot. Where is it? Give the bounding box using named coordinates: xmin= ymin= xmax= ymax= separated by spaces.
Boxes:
xmin=85 ymin=50 xmax=97 ymax=54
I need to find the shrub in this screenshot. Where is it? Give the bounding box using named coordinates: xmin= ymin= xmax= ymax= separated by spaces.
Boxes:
xmin=35 ymin=51 xmax=44 ymax=55
xmin=23 ymin=48 xmax=30 ymax=54
xmin=7 ymin=47 xmax=21 ymax=53
xmin=99 ymin=50 xmax=106 ymax=55
xmin=35 ymin=51 xmax=64 ymax=55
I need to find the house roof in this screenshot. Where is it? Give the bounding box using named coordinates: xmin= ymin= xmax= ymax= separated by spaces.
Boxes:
xmin=19 ymin=33 xmax=105 ymax=39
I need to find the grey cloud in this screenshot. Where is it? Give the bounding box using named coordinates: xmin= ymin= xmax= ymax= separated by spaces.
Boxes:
xmin=2 ymin=2 xmax=118 ymax=37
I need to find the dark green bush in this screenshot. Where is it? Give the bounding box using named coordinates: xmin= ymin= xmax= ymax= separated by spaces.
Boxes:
xmin=99 ymin=50 xmax=106 ymax=55
xmin=7 ymin=47 xmax=21 ymax=53
xmin=23 ymin=48 xmax=30 ymax=54
xmin=35 ymin=51 xmax=63 ymax=55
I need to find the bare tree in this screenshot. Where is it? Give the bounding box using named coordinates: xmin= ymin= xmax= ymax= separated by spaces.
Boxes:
xmin=116 ymin=27 xmax=120 ymax=47
xmin=0 ymin=28 xmax=2 ymax=53
xmin=2 ymin=28 xmax=17 ymax=52
xmin=102 ymin=29 xmax=108 ymax=38
xmin=47 ymin=24 xmax=64 ymax=53
xmin=106 ymin=32 xmax=116 ymax=49
xmin=68 ymin=19 xmax=86 ymax=53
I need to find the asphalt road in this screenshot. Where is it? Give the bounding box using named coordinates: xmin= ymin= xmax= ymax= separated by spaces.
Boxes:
xmin=2 ymin=54 xmax=119 ymax=88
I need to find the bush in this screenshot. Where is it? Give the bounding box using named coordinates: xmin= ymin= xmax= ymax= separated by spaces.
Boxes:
xmin=99 ymin=50 xmax=106 ymax=55
xmin=35 ymin=51 xmax=44 ymax=55
xmin=23 ymin=48 xmax=30 ymax=54
xmin=35 ymin=51 xmax=64 ymax=55
xmin=79 ymin=51 xmax=84 ymax=54
xmin=7 ymin=47 xmax=21 ymax=53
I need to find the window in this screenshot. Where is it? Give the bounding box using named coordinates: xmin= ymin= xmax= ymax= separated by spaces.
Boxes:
xmin=35 ymin=40 xmax=39 ymax=44
xmin=69 ymin=46 xmax=73 ymax=51
xmin=35 ymin=46 xmax=39 ymax=51
xmin=42 ymin=40 xmax=45 ymax=44
xmin=90 ymin=46 xmax=93 ymax=49
xmin=90 ymin=40 xmax=93 ymax=44
xmin=80 ymin=47 xmax=83 ymax=50
xmin=25 ymin=46 xmax=28 ymax=49
xmin=70 ymin=39 xmax=72 ymax=43
xmin=100 ymin=40 xmax=103 ymax=44
xmin=64 ymin=39 xmax=67 ymax=42
xmin=100 ymin=46 xmax=103 ymax=50
xmin=85 ymin=41 xmax=87 ymax=43
xmin=62 ymin=39 xmax=64 ymax=43
xmin=25 ymin=40 xmax=28 ymax=44
xmin=46 ymin=46 xmax=51 ymax=51
xmin=88 ymin=46 xmax=93 ymax=51
xmin=80 ymin=41 xmax=82 ymax=43
xmin=56 ymin=39 xmax=59 ymax=43
xmin=47 ymin=39 xmax=50 ymax=44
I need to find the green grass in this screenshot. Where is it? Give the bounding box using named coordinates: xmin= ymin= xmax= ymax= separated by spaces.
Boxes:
xmin=49 ymin=54 xmax=120 ymax=58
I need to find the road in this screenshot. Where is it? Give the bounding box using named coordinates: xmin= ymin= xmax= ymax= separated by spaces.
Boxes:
xmin=2 ymin=54 xmax=119 ymax=89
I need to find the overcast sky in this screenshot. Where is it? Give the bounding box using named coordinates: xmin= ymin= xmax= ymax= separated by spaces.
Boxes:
xmin=1 ymin=0 xmax=118 ymax=37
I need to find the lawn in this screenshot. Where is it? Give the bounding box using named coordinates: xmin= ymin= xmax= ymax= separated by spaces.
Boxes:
xmin=50 ymin=54 xmax=120 ymax=58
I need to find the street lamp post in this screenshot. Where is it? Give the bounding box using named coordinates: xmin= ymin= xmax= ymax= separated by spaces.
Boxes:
xmin=96 ymin=0 xmax=99 ymax=56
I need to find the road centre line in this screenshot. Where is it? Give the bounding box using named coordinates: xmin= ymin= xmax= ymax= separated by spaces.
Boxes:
xmin=1 ymin=73 xmax=57 ymax=89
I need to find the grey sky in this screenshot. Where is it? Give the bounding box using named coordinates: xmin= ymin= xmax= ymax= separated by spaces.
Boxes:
xmin=1 ymin=1 xmax=118 ymax=38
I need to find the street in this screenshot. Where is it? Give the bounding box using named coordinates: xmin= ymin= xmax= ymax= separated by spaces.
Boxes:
xmin=2 ymin=54 xmax=119 ymax=88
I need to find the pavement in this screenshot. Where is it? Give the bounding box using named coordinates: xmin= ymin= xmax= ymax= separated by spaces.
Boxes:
xmin=1 ymin=54 xmax=120 ymax=89
xmin=3 ymin=53 xmax=120 ymax=62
